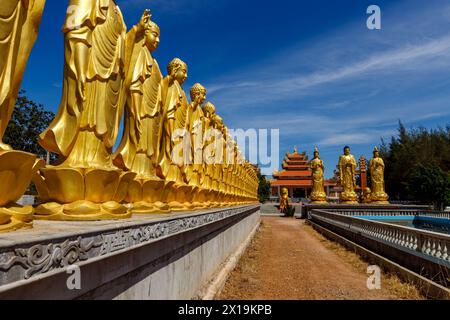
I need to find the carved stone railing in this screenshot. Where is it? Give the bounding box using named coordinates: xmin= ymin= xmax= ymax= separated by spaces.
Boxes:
xmin=310 ymin=209 xmax=450 ymax=267
xmin=323 ymin=209 xmax=450 ymax=219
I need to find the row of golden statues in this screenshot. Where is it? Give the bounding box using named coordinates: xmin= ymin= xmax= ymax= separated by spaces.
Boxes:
xmin=309 ymin=146 xmax=389 ymax=204
xmin=0 ymin=1 xmax=258 ymax=232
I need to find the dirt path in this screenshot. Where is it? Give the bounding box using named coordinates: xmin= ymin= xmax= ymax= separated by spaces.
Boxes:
xmin=218 ymin=217 xmax=417 ymax=300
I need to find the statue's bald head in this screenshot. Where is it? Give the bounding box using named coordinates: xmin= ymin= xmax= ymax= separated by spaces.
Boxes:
xmin=190 ymin=83 xmax=206 ymax=102
xmin=167 ymin=58 xmax=187 ymax=76
xmin=203 ymin=101 xmax=216 ymax=116
xmin=168 ymin=58 xmax=188 ymax=84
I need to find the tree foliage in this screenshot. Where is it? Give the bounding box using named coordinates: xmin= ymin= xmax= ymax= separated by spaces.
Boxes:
xmin=257 ymin=172 xmax=271 ymax=203
xmin=3 ymin=90 xmax=55 ymax=159
xmin=380 ymin=122 xmax=450 ymax=209
xmin=407 ymin=164 xmax=450 ymax=210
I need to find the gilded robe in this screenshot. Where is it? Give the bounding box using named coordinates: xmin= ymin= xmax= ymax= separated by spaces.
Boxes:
xmin=39 ymin=0 xmax=126 ymax=168
xmin=339 ymin=154 xmax=358 ymax=201
xmin=310 ymin=157 xmax=327 ymax=201
xmin=185 ymin=104 xmax=204 ymax=187
xmin=158 ymin=77 xmax=188 ymax=184
xmin=0 ymin=0 xmax=45 ymax=148
xmin=114 ymin=26 xmax=163 ymax=179
xmin=369 ymin=156 xmax=388 ymax=200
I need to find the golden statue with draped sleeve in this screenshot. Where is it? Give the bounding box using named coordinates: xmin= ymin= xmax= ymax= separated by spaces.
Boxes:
xmin=202 ymin=101 xmax=216 ymax=195
xmin=219 ymin=126 xmax=233 ymax=206
xmin=157 ymin=57 xmax=191 ymax=210
xmin=338 ymin=146 xmax=358 ymax=204
xmin=224 ymin=130 xmax=235 ymax=204
xmin=309 ymin=147 xmax=327 ymax=204
xmin=369 ymin=147 xmax=389 ymax=204
xmin=0 ymin=0 xmax=46 ymax=232
xmin=112 ymin=10 xmax=169 ymax=214
xmin=34 ymin=0 xmax=136 ymax=220
xmin=185 ymin=83 xmax=207 ymax=208
xmin=231 ymin=142 xmax=238 ymax=204
xmin=211 ymin=115 xmax=225 ymax=206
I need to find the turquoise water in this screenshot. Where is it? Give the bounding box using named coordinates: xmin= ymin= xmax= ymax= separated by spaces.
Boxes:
xmin=355 ymin=216 xmax=450 ymax=235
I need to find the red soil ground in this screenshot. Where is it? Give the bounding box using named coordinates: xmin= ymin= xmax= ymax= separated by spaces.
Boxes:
xmin=218 ymin=216 xmax=420 ymax=300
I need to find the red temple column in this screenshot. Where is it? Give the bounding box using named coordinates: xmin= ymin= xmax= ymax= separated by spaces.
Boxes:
xmin=359 ymin=155 xmax=367 ymax=190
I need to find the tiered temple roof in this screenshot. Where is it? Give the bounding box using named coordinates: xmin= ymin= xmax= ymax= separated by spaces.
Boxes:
xmin=270 ymin=149 xmax=337 ymax=189
xmin=271 ymin=150 xmax=313 ymax=187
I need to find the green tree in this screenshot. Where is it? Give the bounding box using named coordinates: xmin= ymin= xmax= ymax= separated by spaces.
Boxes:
xmin=3 ymin=90 xmax=55 ymax=160
xmin=407 ymin=163 xmax=450 ymax=210
xmin=381 ymin=121 xmax=450 ymax=206
xmin=257 ymin=172 xmax=271 ymax=203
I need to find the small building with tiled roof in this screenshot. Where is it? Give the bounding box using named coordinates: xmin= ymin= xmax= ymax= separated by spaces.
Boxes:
xmin=270 ymin=148 xmax=337 ymax=201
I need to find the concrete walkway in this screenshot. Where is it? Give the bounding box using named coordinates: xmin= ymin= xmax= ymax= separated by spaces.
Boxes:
xmin=218 ymin=216 xmax=414 ymax=300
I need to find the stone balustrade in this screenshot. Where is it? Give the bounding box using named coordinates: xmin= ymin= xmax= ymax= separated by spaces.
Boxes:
xmin=314 ymin=208 xmax=450 ymax=219
xmin=309 ymin=209 xmax=450 ymax=281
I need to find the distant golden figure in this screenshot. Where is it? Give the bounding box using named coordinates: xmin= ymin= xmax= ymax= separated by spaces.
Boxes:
xmin=309 ymin=147 xmax=327 ymax=204
xmin=362 ymin=187 xmax=372 ymax=204
xmin=338 ymin=146 xmax=358 ymax=204
xmin=369 ymin=147 xmax=389 ymax=204
xmin=0 ymin=0 xmax=46 ymax=232
xmin=34 ymin=0 xmax=135 ymax=220
xmin=113 ymin=10 xmax=169 ymax=213
xmin=279 ymin=187 xmax=290 ymax=214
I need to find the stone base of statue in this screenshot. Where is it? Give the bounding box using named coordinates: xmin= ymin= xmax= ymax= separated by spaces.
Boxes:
xmin=33 ymin=166 xmax=136 ymax=220
xmin=195 ymin=188 xmax=213 ymax=209
xmin=0 ymin=151 xmax=44 ymax=232
xmin=370 ymin=192 xmax=390 ymax=204
xmin=339 ymin=191 xmax=359 ymax=204
xmin=160 ymin=181 xmax=193 ymax=212
xmin=126 ymin=177 xmax=170 ymax=214
xmin=310 ymin=191 xmax=328 ymax=204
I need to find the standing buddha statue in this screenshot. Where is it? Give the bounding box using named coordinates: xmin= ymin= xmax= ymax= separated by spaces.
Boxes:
xmin=158 ymin=57 xmax=191 ymax=210
xmin=113 ymin=10 xmax=169 ymax=213
xmin=309 ymin=147 xmax=327 ymax=204
xmin=185 ymin=83 xmax=206 ymax=208
xmin=369 ymin=147 xmax=389 ymax=204
xmin=35 ymin=0 xmax=135 ymax=220
xmin=0 ymin=0 xmax=46 ymax=232
xmin=202 ymin=101 xmax=216 ymax=195
xmin=338 ymin=146 xmax=358 ymax=204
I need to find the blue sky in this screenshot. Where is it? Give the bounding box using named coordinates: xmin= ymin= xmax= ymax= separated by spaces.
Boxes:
xmin=21 ymin=0 xmax=450 ymax=177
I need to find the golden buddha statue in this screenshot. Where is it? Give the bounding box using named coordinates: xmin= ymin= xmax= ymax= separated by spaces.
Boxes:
xmin=157 ymin=57 xmax=191 ymax=210
xmin=338 ymin=146 xmax=358 ymax=204
xmin=212 ymin=115 xmax=225 ymax=206
xmin=185 ymin=83 xmax=206 ymax=208
xmin=0 ymin=0 xmax=46 ymax=232
xmin=279 ymin=187 xmax=289 ymax=212
xmin=362 ymin=187 xmax=372 ymax=204
xmin=224 ymin=130 xmax=236 ymax=204
xmin=202 ymin=101 xmax=216 ymax=193
xmin=369 ymin=147 xmax=389 ymax=204
xmin=218 ymin=125 xmax=228 ymax=205
xmin=34 ymin=0 xmax=135 ymax=220
xmin=309 ymin=147 xmax=327 ymax=204
xmin=113 ymin=10 xmax=169 ymax=214
xmin=236 ymin=149 xmax=245 ymax=204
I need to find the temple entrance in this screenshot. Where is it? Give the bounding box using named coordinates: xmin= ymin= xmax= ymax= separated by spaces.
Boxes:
xmin=293 ymin=188 xmax=306 ymax=198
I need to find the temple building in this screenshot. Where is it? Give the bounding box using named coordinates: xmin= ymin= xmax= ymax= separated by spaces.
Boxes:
xmin=270 ymin=148 xmax=338 ymax=201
